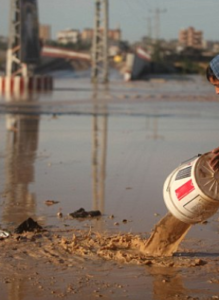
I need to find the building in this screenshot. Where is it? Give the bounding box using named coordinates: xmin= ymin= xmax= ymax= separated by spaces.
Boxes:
xmin=178 ymin=27 xmax=203 ymax=49
xmin=81 ymin=28 xmax=93 ymax=42
xmin=57 ymin=29 xmax=80 ymax=44
xmin=39 ymin=24 xmax=51 ymax=42
xmin=108 ymin=28 xmax=121 ymax=41
xmin=80 ymin=28 xmax=121 ymax=42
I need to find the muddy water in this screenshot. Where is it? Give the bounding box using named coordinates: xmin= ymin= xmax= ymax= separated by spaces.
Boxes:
xmin=0 ymin=74 xmax=219 ymax=299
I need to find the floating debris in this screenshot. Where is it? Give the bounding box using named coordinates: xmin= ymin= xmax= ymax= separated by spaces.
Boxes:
xmin=57 ymin=209 xmax=63 ymax=218
xmin=69 ymin=208 xmax=101 ymax=219
xmin=14 ymin=217 xmax=43 ymax=234
xmin=154 ymin=213 xmax=160 ymax=217
xmin=0 ymin=230 xmax=10 ymax=239
xmin=45 ymin=200 xmax=59 ymax=206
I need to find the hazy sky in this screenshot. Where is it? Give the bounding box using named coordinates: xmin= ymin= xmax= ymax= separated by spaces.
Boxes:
xmin=0 ymin=0 xmax=219 ymax=43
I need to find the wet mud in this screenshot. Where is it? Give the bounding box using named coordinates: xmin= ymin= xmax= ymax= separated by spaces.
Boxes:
xmin=0 ymin=218 xmax=218 ymax=300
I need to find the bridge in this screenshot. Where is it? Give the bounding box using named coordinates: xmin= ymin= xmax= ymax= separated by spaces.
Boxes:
xmin=41 ymin=46 xmax=91 ymax=61
xmin=34 ymin=45 xmax=91 ymax=74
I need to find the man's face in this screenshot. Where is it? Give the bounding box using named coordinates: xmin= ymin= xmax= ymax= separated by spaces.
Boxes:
xmin=209 ymin=76 xmax=219 ymax=94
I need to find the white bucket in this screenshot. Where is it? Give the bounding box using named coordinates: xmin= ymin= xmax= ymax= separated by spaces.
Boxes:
xmin=163 ymin=152 xmax=219 ymax=224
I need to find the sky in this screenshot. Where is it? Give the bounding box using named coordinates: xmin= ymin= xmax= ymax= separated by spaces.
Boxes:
xmin=0 ymin=0 xmax=219 ymax=43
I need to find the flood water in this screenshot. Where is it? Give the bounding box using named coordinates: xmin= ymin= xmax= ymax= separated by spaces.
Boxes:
xmin=1 ymin=72 xmax=219 ymax=299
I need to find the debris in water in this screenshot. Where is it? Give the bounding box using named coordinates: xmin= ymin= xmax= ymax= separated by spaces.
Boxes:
xmin=57 ymin=208 xmax=63 ymax=218
xmin=69 ymin=208 xmax=101 ymax=219
xmin=14 ymin=217 xmax=43 ymax=234
xmin=0 ymin=230 xmax=10 ymax=239
xmin=45 ymin=200 xmax=59 ymax=206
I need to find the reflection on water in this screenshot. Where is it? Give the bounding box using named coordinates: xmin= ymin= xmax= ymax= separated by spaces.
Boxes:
xmin=91 ymin=84 xmax=108 ymax=231
xmin=2 ymin=95 xmax=40 ymax=300
xmin=0 ymin=85 xmax=109 ymax=300
xmin=2 ymin=86 xmax=111 ymax=231
xmin=3 ymin=113 xmax=39 ymax=226
xmin=150 ymin=267 xmax=187 ymax=300
xmin=1 ymin=77 xmax=218 ymax=233
xmin=8 ymin=276 xmax=28 ymax=300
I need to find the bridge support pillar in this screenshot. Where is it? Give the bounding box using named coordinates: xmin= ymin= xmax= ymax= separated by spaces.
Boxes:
xmin=0 ymin=0 xmax=53 ymax=98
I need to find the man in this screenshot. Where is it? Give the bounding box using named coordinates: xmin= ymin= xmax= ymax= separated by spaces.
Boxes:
xmin=206 ymin=54 xmax=219 ymax=171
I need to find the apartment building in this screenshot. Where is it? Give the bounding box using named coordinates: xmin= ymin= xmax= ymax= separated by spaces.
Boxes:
xmin=179 ymin=27 xmax=203 ymax=49
xmin=81 ymin=28 xmax=121 ymax=42
xmin=39 ymin=24 xmax=51 ymax=42
xmin=57 ymin=29 xmax=80 ymax=44
xmin=81 ymin=28 xmax=93 ymax=42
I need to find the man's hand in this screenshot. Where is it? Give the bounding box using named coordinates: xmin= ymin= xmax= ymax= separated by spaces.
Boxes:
xmin=210 ymin=147 xmax=219 ymax=171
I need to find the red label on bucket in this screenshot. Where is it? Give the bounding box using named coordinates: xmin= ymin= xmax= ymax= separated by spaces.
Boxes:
xmin=175 ymin=179 xmax=195 ymax=201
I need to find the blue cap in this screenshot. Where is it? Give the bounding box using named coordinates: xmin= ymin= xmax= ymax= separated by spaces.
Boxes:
xmin=210 ymin=54 xmax=219 ymax=80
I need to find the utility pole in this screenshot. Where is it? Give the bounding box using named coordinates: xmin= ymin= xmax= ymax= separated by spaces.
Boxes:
xmin=149 ymin=7 xmax=166 ymax=41
xmin=6 ymin=0 xmax=41 ymax=77
xmin=91 ymin=0 xmax=109 ymax=83
xmin=147 ymin=16 xmax=152 ymax=44
xmin=7 ymin=0 xmax=22 ymax=76
xmin=154 ymin=8 xmax=166 ymax=41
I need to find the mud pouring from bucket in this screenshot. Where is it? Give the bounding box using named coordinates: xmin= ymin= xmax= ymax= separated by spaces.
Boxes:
xmin=142 ymin=152 xmax=219 ymax=257
xmin=163 ymin=152 xmax=219 ymax=224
